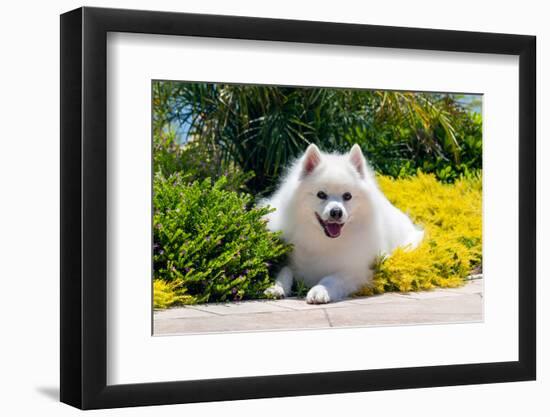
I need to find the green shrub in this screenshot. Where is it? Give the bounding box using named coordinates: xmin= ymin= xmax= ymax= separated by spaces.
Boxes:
xmin=153 ymin=172 xmax=291 ymax=307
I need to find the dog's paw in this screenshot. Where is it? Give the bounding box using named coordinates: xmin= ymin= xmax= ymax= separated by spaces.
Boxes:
xmin=306 ymin=285 xmax=331 ymax=304
xmin=264 ymin=284 xmax=286 ymax=299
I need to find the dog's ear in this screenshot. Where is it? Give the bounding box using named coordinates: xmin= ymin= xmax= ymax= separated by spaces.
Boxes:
xmin=302 ymin=144 xmax=322 ymax=177
xmin=349 ymin=144 xmax=366 ymax=178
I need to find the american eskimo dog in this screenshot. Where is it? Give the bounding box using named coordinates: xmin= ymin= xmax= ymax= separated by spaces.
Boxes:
xmin=262 ymin=144 xmax=424 ymax=304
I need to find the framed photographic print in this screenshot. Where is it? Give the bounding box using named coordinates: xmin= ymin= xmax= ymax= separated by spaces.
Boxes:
xmin=60 ymin=6 xmax=536 ymax=410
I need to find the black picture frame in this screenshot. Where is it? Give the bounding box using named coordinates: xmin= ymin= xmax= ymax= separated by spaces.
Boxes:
xmin=60 ymin=6 xmax=536 ymax=410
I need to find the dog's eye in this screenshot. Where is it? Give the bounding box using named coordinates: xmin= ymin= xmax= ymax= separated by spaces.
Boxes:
xmin=317 ymin=191 xmax=328 ymax=200
xmin=343 ymin=192 xmax=352 ymax=201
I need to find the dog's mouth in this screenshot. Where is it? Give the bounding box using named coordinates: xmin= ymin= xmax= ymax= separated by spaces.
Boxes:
xmin=315 ymin=213 xmax=344 ymax=238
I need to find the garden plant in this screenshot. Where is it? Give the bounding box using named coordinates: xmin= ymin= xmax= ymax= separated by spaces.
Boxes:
xmin=152 ymin=82 xmax=482 ymax=308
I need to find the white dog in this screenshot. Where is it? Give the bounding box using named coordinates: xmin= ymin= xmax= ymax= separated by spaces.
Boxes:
xmin=262 ymin=144 xmax=424 ymax=304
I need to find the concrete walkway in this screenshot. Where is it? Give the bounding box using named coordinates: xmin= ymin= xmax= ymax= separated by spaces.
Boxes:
xmin=154 ymin=278 xmax=483 ymax=335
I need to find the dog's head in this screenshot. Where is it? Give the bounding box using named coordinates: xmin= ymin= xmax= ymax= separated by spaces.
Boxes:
xmin=296 ymin=144 xmax=370 ymax=239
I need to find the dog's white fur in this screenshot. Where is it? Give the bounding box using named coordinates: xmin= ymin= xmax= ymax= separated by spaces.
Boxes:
xmin=262 ymin=144 xmax=424 ymax=304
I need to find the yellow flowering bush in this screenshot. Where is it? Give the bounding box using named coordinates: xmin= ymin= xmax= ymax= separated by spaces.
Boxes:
xmin=153 ymin=279 xmax=196 ymax=309
xmin=358 ymin=172 xmax=482 ymax=296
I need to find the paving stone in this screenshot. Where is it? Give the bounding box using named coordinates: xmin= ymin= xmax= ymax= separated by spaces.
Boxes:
xmin=265 ymin=298 xmax=357 ymax=310
xmin=326 ymin=294 xmax=482 ymax=327
xmin=447 ymin=280 xmax=484 ymax=295
xmin=188 ymin=300 xmax=293 ymax=315
xmin=348 ymin=293 xmax=417 ymax=305
xmin=153 ymin=280 xmax=484 ymax=335
xmin=154 ymin=309 xmax=330 ymax=335
xmin=419 ymin=294 xmax=483 ymax=315
xmin=154 ymin=307 xmax=216 ymax=319
xmin=399 ymin=290 xmax=463 ymax=300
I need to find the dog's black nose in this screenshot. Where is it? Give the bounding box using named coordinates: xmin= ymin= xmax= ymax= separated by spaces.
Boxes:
xmin=330 ymin=207 xmax=343 ymax=220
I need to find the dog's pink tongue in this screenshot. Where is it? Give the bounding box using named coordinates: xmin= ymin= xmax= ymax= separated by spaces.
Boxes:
xmin=326 ymin=222 xmax=342 ymax=238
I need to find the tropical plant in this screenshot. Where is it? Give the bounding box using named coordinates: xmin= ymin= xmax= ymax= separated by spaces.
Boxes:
xmin=153 ymin=128 xmax=252 ymax=192
xmin=347 ymin=106 xmax=482 ymax=182
xmin=152 ymin=82 xmax=480 ymax=194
